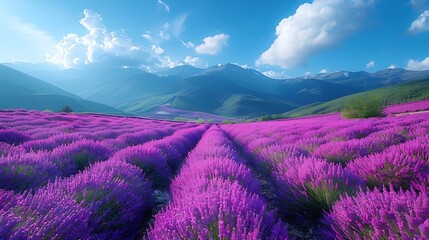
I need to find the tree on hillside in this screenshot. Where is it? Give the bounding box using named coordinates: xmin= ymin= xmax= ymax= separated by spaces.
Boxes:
xmin=60 ymin=105 xmax=73 ymax=113
xmin=342 ymin=97 xmax=383 ymax=118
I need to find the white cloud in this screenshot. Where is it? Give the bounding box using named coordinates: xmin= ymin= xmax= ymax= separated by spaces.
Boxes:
xmin=142 ymin=33 xmax=154 ymax=42
xmin=387 ymin=64 xmax=397 ymax=69
xmin=319 ymin=68 xmax=328 ymax=74
xmin=409 ymin=10 xmax=429 ymax=33
xmin=157 ymin=0 xmax=170 ymax=12
xmin=366 ymin=60 xmax=375 ymax=69
xmin=7 ymin=17 xmax=56 ymax=53
xmin=47 ymin=9 xmax=143 ymax=68
xmin=180 ymin=39 xmax=195 ymax=48
xmin=195 ymin=33 xmax=229 ymax=55
xmin=158 ymin=56 xmax=183 ymax=68
xmin=407 ymin=57 xmax=429 ymax=70
xmin=262 ymin=70 xmax=288 ymax=79
xmin=151 ymin=44 xmax=164 ymax=55
xmin=256 ymin=0 xmax=374 ymax=69
xmin=158 ymin=30 xmax=170 ymax=41
xmin=231 ymin=62 xmax=250 ymax=69
xmin=184 ymin=56 xmax=201 ymax=66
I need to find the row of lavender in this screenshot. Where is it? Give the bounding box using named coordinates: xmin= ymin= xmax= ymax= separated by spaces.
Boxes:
xmin=0 ymin=109 xmax=209 ymax=239
xmin=0 ymin=110 xmax=197 ymax=193
xmin=147 ymin=125 xmax=288 ymax=239
xmin=222 ymin=112 xmax=429 ymax=238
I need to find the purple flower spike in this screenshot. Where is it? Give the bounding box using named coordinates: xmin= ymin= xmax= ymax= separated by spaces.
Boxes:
xmin=50 ymin=139 xmax=111 ymax=176
xmin=0 ymin=130 xmax=30 ymax=145
xmin=113 ymin=145 xmax=172 ymax=188
xmin=0 ymin=152 xmax=59 ymax=192
xmin=147 ymin=178 xmax=288 ymax=240
xmin=348 ymin=150 xmax=429 ymax=191
xmin=322 ymin=188 xmax=429 ymax=240
xmin=274 ymin=156 xmax=364 ymax=225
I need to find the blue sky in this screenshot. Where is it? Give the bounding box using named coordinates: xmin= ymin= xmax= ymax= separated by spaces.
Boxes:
xmin=0 ymin=0 xmax=428 ymax=77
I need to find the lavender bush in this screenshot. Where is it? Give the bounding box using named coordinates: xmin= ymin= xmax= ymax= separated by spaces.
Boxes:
xmin=41 ymin=159 xmax=155 ymax=239
xmin=322 ymin=188 xmax=429 ymax=239
xmin=0 ymin=152 xmax=58 ymax=192
xmin=274 ymin=156 xmax=364 ymax=225
xmin=348 ymin=150 xmax=429 ymax=191
xmin=0 ymin=191 xmax=93 ymax=239
xmin=50 ymin=139 xmax=111 ymax=176
xmin=112 ymin=145 xmax=172 ymax=188
xmin=148 ymin=178 xmax=288 ymax=239
xmin=0 ymin=130 xmax=30 ymax=145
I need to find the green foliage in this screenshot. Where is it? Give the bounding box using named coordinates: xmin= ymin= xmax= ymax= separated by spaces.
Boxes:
xmin=342 ymin=98 xmax=383 ymax=118
xmin=195 ymin=118 xmax=205 ymax=124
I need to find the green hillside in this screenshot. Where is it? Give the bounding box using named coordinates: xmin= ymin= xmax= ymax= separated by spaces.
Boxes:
xmin=281 ymin=78 xmax=429 ymax=118
xmin=0 ymin=65 xmax=124 ymax=114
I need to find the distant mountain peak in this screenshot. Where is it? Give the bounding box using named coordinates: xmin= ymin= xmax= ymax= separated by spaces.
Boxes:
xmin=157 ymin=65 xmax=204 ymax=78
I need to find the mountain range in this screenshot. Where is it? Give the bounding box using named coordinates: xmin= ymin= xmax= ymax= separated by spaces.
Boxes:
xmin=2 ymin=62 xmax=429 ymax=119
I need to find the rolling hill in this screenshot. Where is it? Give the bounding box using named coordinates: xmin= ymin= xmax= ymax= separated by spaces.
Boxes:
xmin=281 ymin=78 xmax=429 ymax=118
xmin=0 ymin=65 xmax=124 ymax=114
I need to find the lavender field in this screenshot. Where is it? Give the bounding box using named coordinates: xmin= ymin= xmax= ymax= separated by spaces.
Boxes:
xmin=1 ymin=102 xmax=429 ymax=239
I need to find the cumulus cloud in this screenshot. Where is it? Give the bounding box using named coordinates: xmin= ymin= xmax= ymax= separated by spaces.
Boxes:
xmin=195 ymin=33 xmax=229 ymax=55
xmin=158 ymin=56 xmax=183 ymax=68
xmin=366 ymin=60 xmax=375 ymax=69
xmin=151 ymin=44 xmax=164 ymax=55
xmin=256 ymin=0 xmax=374 ymax=69
xmin=47 ymin=9 xmax=144 ymax=68
xmin=407 ymin=57 xmax=429 ymax=70
xmin=409 ymin=10 xmax=429 ymax=33
xmin=262 ymin=70 xmax=288 ymax=79
xmin=157 ymin=0 xmax=170 ymax=12
xmin=319 ymin=68 xmax=328 ymax=74
xmin=387 ymin=64 xmax=397 ymax=69
xmin=184 ymin=56 xmax=202 ymax=66
xmin=158 ymin=31 xmax=170 ymax=41
xmin=142 ymin=33 xmax=154 ymax=42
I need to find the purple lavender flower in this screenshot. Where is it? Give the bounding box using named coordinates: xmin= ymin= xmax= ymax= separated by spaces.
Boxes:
xmin=41 ymin=159 xmax=154 ymax=239
xmin=0 ymin=152 xmax=59 ymax=192
xmin=147 ymin=178 xmax=287 ymax=239
xmin=50 ymin=139 xmax=111 ymax=176
xmin=322 ymin=188 xmax=429 ymax=239
xmin=0 ymin=130 xmax=30 ymax=145
xmin=20 ymin=133 xmax=83 ymax=152
xmin=0 ymin=189 xmax=20 ymax=210
xmin=312 ymin=140 xmax=370 ymax=166
xmin=171 ymin=157 xmax=261 ymax=197
xmin=112 ymin=145 xmax=172 ymax=188
xmin=348 ymin=150 xmax=429 ymax=191
xmin=274 ymin=156 xmax=364 ymax=225
xmin=0 ymin=191 xmax=93 ymax=239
